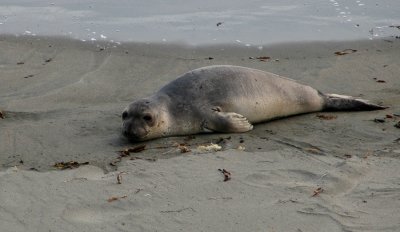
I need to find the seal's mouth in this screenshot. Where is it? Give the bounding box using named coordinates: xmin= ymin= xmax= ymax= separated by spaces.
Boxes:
xmin=122 ymin=128 xmax=148 ymax=142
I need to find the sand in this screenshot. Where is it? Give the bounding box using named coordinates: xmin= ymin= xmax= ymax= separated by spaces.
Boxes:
xmin=0 ymin=35 xmax=400 ymax=231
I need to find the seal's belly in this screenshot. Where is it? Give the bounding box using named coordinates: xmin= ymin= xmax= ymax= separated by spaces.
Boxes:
xmin=221 ymin=85 xmax=323 ymax=123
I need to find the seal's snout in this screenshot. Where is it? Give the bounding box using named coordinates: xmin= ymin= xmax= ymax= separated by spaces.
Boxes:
xmin=122 ymin=122 xmax=148 ymax=141
xmin=122 ymin=128 xmax=130 ymax=138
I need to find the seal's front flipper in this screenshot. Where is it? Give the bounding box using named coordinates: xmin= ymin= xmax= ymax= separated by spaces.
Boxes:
xmin=202 ymin=108 xmax=253 ymax=133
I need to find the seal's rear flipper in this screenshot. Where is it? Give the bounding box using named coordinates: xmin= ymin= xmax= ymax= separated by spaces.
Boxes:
xmin=202 ymin=110 xmax=253 ymax=133
xmin=323 ymin=94 xmax=388 ymax=111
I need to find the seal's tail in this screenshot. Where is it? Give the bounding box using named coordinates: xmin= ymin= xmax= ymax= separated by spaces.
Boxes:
xmin=323 ymin=94 xmax=388 ymax=111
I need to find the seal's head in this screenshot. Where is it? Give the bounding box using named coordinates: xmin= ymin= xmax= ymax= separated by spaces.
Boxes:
xmin=122 ymin=98 xmax=169 ymax=141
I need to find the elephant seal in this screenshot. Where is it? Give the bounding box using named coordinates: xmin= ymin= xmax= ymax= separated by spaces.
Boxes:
xmin=122 ymin=65 xmax=386 ymax=141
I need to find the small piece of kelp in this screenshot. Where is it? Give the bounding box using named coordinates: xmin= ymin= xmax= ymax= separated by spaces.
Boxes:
xmin=312 ymin=187 xmax=324 ymax=197
xmin=334 ymin=49 xmax=357 ymax=56
xmin=107 ymin=195 xmax=127 ymax=202
xmin=218 ymin=168 xmax=232 ymax=182
xmin=119 ymin=144 xmax=146 ymax=156
xmin=53 ymin=161 xmax=89 ymax=170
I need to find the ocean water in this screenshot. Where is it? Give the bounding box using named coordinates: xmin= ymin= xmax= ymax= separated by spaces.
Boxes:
xmin=0 ymin=0 xmax=399 ymax=45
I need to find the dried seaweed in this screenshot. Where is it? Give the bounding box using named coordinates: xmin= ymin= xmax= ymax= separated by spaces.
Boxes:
xmin=119 ymin=144 xmax=146 ymax=157
xmin=107 ymin=195 xmax=127 ymax=202
xmin=312 ymin=187 xmax=324 ymax=197
xmin=53 ymin=161 xmax=89 ymax=170
xmin=334 ymin=49 xmax=357 ymax=56
xmin=218 ymin=168 xmax=232 ymax=182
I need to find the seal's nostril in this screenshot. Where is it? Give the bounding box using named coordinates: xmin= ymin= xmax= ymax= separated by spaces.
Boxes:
xmin=122 ymin=111 xmax=128 ymax=120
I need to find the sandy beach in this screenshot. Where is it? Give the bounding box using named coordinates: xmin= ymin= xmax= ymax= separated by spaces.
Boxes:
xmin=1 ymin=35 xmax=400 ymax=231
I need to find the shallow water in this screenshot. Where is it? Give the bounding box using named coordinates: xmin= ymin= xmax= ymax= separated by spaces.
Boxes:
xmin=0 ymin=0 xmax=399 ymax=45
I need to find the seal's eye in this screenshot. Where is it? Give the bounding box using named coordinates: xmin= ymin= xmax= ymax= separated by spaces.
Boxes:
xmin=122 ymin=111 xmax=128 ymax=120
xmin=143 ymin=115 xmax=152 ymax=122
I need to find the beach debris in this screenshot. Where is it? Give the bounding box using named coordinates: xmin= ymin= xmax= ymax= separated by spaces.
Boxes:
xmin=160 ymin=207 xmax=196 ymax=213
xmin=316 ymin=114 xmax=337 ymax=120
xmin=312 ymin=187 xmax=324 ymax=197
xmin=237 ymin=145 xmax=245 ymax=151
xmin=304 ymin=147 xmax=323 ymax=154
xmin=216 ymin=22 xmax=223 ymax=27
xmin=44 ymin=58 xmax=52 ymax=63
xmin=119 ymin=144 xmax=146 ymax=157
xmin=334 ymin=49 xmax=357 ymax=56
xmin=197 ymin=143 xmax=222 ymax=152
xmin=184 ymin=135 xmax=196 ymax=141
xmin=0 ymin=110 xmax=4 ymax=119
xmin=17 ymin=62 xmax=24 ymax=65
xmin=107 ymin=195 xmax=127 ymax=202
xmin=53 ymin=161 xmax=89 ymax=170
xmin=117 ymin=172 xmax=124 ymax=184
xmin=218 ymin=168 xmax=232 ymax=182
xmin=214 ymin=136 xmax=231 ymax=144
xmin=205 ymin=57 xmax=214 ymax=60
xmin=23 ymin=74 xmax=34 ymax=79
xmin=249 ymin=56 xmax=271 ymax=62
xmin=373 ymin=118 xmax=385 ymax=123
xmin=389 ymin=25 xmax=400 ymax=30
xmin=344 ymin=154 xmax=352 ymax=159
xmin=265 ymin=129 xmax=276 ymax=135
xmin=395 ymin=121 xmax=400 ymax=128
xmin=178 ymin=144 xmax=191 ymax=153
xmin=129 ymin=157 xmax=157 ymax=162
xmin=134 ymin=188 xmax=143 ymax=194
xmin=373 ymin=77 xmax=386 ymax=83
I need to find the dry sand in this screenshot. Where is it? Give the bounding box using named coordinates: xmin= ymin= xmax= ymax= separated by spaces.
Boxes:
xmin=0 ymin=35 xmax=399 ymax=231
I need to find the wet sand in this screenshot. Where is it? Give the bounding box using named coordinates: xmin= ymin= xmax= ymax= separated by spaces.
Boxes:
xmin=0 ymin=35 xmax=400 ymax=231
